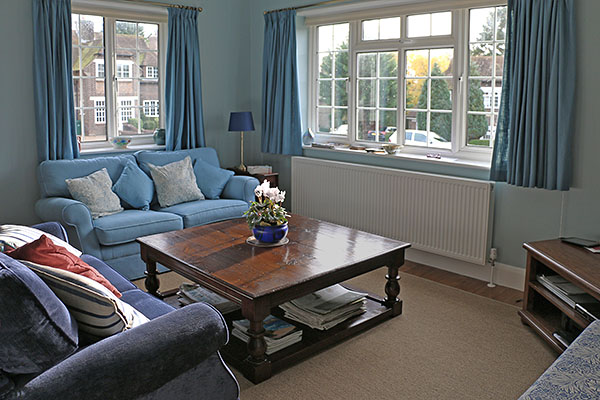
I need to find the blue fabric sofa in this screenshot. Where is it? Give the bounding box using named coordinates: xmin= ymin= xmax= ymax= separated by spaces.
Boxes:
xmin=519 ymin=320 xmax=600 ymax=399
xmin=35 ymin=148 xmax=259 ymax=280
xmin=1 ymin=222 xmax=239 ymax=400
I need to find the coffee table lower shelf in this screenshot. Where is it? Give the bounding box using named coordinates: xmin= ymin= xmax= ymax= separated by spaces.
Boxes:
xmin=221 ymin=294 xmax=401 ymax=383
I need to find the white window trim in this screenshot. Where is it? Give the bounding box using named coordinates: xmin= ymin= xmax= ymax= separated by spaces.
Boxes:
xmin=146 ymin=66 xmax=159 ymax=79
xmin=94 ymin=59 xmax=105 ymax=79
xmin=72 ymin=0 xmax=167 ymax=151
xmin=307 ymin=1 xmax=506 ymax=165
xmin=143 ymin=100 xmax=160 ymax=117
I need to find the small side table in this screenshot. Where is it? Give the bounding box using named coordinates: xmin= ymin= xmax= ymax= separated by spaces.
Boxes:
xmin=229 ymin=168 xmax=279 ymax=188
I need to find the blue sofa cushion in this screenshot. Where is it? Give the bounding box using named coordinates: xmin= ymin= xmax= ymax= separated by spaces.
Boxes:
xmin=194 ymin=159 xmax=234 ymax=199
xmin=0 ymin=253 xmax=78 ymax=374
xmin=80 ymin=254 xmax=137 ymax=293
xmin=119 ymin=289 xmax=175 ymax=320
xmin=38 ymin=155 xmax=135 ymax=198
xmin=93 ymin=210 xmax=183 ymax=246
xmin=158 ymin=199 xmax=249 ymax=228
xmin=112 ymin=161 xmax=154 ymax=211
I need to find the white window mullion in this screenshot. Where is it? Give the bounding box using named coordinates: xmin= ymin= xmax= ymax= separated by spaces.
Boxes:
xmin=104 ymin=17 xmax=117 ymax=140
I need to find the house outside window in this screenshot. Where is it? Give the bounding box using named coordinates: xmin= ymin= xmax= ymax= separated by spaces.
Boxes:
xmin=308 ymin=3 xmax=507 ymax=161
xmin=143 ymin=100 xmax=159 ymax=117
xmin=71 ymin=3 xmax=166 ymax=149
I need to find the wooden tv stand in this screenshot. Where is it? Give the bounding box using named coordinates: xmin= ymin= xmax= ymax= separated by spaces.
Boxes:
xmin=520 ymin=239 xmax=600 ymax=352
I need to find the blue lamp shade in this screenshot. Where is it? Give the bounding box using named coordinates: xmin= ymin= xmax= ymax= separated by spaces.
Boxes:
xmin=228 ymin=112 xmax=255 ymax=132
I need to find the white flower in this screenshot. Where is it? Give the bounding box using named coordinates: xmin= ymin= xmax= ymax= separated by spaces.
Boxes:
xmin=276 ymin=190 xmax=286 ymax=203
xmin=254 ymin=186 xmax=262 ymax=197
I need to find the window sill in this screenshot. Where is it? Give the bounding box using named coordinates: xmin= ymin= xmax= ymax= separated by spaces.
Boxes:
xmin=302 ymin=145 xmax=491 ymax=170
xmin=80 ymin=143 xmax=165 ymax=156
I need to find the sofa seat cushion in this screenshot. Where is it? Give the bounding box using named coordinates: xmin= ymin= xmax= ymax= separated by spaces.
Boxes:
xmin=93 ymin=210 xmax=183 ymax=246
xmin=158 ymin=199 xmax=249 ymax=228
xmin=119 ymin=289 xmax=175 ymax=320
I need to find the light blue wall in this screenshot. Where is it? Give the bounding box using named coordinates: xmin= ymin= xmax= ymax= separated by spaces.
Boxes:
xmin=247 ymin=0 xmax=600 ymax=268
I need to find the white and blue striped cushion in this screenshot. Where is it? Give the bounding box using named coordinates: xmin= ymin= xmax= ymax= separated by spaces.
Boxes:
xmin=0 ymin=225 xmax=82 ymax=257
xmin=19 ymin=261 xmax=148 ymax=338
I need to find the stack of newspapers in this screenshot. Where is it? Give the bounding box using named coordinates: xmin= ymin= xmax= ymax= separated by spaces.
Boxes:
xmin=279 ymin=284 xmax=367 ymax=330
xmin=232 ymin=315 xmax=302 ymax=355
xmin=177 ymin=283 xmax=239 ymax=314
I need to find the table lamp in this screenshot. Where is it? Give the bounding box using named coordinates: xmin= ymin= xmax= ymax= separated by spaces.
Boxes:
xmin=228 ymin=111 xmax=255 ymax=172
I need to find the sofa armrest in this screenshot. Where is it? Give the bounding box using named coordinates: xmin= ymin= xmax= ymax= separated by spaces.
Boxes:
xmin=34 ymin=197 xmax=101 ymax=258
xmin=13 ymin=303 xmax=231 ymax=400
xmin=222 ymin=175 xmax=260 ymax=203
xmin=31 ymin=222 xmax=68 ymax=242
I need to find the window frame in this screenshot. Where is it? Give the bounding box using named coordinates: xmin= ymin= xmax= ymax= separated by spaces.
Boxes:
xmin=72 ymin=1 xmax=167 ymax=152
xmin=307 ymin=3 xmax=506 ymax=163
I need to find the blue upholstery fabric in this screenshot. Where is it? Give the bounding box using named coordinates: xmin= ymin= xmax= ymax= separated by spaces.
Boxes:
xmin=112 ymin=161 xmax=154 ymax=210
xmin=262 ymin=10 xmax=303 ymax=156
xmin=6 ymin=302 xmax=234 ymax=400
xmin=119 ymin=289 xmax=175 ymax=320
xmin=158 ymin=199 xmax=248 ymax=228
xmin=38 ymin=155 xmax=135 ymax=198
xmin=102 ymin=253 xmax=168 ymax=281
xmin=194 ymin=159 xmax=234 ymax=199
xmin=222 ymin=175 xmax=261 ymax=204
xmin=80 ymin=254 xmax=137 ymax=293
xmin=32 ymin=0 xmax=79 ymax=163
xmin=519 ymin=320 xmax=600 ymax=399
xmin=165 ymin=8 xmax=206 ymax=150
xmin=135 ymin=147 xmax=221 ymax=174
xmin=0 ymin=254 xmax=78 ymax=374
xmin=490 ymin=0 xmax=576 ymax=190
xmin=92 ymin=210 xmax=183 ymax=246
xmin=31 ymin=222 xmax=68 ymax=242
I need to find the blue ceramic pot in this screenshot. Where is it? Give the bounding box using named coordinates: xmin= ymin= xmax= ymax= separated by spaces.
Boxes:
xmin=252 ymin=223 xmax=288 ymax=243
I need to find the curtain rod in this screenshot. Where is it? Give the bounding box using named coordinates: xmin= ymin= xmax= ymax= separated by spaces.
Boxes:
xmin=121 ymin=0 xmax=202 ymax=12
xmin=264 ymin=0 xmax=354 ymax=15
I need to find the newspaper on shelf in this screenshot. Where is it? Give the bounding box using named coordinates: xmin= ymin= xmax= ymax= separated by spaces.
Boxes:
xmin=177 ymin=283 xmax=240 ymax=314
xmin=232 ymin=314 xmax=302 ymax=355
xmin=279 ymin=284 xmax=367 ymax=330
xmin=247 ymin=165 xmax=272 ymax=174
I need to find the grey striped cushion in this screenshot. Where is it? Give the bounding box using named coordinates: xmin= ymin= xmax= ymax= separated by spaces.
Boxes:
xmin=0 ymin=225 xmax=82 ymax=257
xmin=19 ymin=261 xmax=148 ymax=337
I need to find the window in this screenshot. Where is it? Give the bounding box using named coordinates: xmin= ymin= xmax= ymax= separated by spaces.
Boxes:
xmin=143 ymin=100 xmax=159 ymax=117
xmin=309 ymin=3 xmax=507 ymax=160
xmin=72 ymin=8 xmax=165 ymax=146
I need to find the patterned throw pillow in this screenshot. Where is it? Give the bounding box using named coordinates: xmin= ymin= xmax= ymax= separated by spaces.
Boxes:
xmin=20 ymin=260 xmax=149 ymax=338
xmin=147 ymin=156 xmax=205 ymax=208
xmin=6 ymin=235 xmax=121 ymax=298
xmin=0 ymin=225 xmax=81 ymax=257
xmin=65 ymin=168 xmax=124 ymax=219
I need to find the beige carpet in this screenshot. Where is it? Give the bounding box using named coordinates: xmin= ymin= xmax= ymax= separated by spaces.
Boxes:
xmin=134 ymin=269 xmax=557 ymax=400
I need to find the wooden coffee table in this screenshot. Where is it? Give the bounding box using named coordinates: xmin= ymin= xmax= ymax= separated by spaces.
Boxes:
xmin=137 ymin=214 xmax=410 ymax=383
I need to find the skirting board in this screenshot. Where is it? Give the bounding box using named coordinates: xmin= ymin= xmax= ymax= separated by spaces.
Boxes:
xmin=405 ymin=248 xmax=526 ymax=291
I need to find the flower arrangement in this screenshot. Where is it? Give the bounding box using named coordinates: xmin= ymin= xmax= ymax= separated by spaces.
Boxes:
xmin=244 ymin=180 xmax=290 ymax=228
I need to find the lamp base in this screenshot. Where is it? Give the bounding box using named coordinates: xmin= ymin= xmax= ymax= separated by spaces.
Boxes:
xmin=237 ymin=163 xmax=247 ymax=172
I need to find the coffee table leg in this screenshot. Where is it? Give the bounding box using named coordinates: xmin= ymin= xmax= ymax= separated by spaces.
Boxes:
xmin=144 ymin=259 xmax=161 ymax=298
xmin=242 ymin=302 xmax=271 ymax=383
xmin=384 ymin=263 xmax=402 ymax=315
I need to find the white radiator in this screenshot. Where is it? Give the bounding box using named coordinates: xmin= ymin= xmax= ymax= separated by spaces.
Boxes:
xmin=291 ymin=157 xmax=494 ymax=265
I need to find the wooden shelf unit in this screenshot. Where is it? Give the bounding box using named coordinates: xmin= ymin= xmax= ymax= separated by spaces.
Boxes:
xmin=520 ymin=239 xmax=600 ymax=352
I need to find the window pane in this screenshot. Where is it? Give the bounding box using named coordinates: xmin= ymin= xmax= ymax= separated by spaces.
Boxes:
xmin=116 ymin=21 xmax=137 ymax=49
xmin=79 ymin=15 xmax=104 ymax=46
xmin=494 ymin=78 xmax=503 ymax=111
xmin=379 ymin=52 xmax=398 ymax=78
xmin=496 ymin=7 xmax=507 ymax=41
xmin=380 ymin=17 xmax=400 ymax=40
xmin=429 ymin=112 xmax=452 ymax=148
xmin=470 ymin=8 xmax=495 ymax=42
xmin=430 ymin=79 xmax=452 ymax=110
xmin=334 ymin=51 xmax=349 ymax=78
xmin=495 ymin=43 xmax=505 ymax=76
xmin=379 ymin=111 xmax=397 ymax=142
xmin=357 ymin=109 xmax=376 ymax=141
xmin=406 ymin=50 xmax=429 ymax=77
xmin=407 ymin=14 xmax=430 ymax=38
xmin=334 ymin=109 xmax=348 ymax=134
xmin=358 ymin=53 xmax=377 ymax=77
xmin=362 ymin=19 xmax=378 ymax=41
xmin=406 ymin=79 xmax=427 ymax=109
xmin=318 ymin=25 xmax=333 ymax=52
xmin=470 ymin=43 xmax=493 ymax=76
xmin=318 ymin=80 xmax=332 ymax=106
xmin=468 ymin=79 xmax=491 ymax=112
xmin=334 ymin=80 xmax=347 ymax=107
xmin=357 ymin=79 xmax=376 ymax=107
xmin=333 ymin=23 xmax=349 ymax=50
xmin=379 ymin=79 xmax=397 ymax=109
xmin=138 ymin=23 xmax=158 ymax=51
xmin=431 ymin=12 xmax=451 ymax=36
xmin=430 ymin=48 xmax=453 ymax=76
xmin=319 ymin=53 xmax=333 ymax=78
xmin=404 ymin=110 xmax=419 ymax=130
xmin=318 ymin=108 xmax=332 ymax=132
xmin=467 ymin=113 xmax=492 ymax=146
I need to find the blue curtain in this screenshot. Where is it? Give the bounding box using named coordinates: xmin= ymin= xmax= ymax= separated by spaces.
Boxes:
xmin=165 ymin=8 xmax=205 ymax=150
xmin=490 ymin=0 xmax=576 ymax=190
xmin=262 ymin=10 xmax=303 ymax=156
xmin=32 ymin=0 xmax=79 ymax=162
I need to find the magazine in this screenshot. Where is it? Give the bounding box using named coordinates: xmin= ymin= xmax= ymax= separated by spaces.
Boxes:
xmin=232 ymin=315 xmax=302 ymax=355
xmin=177 ymin=283 xmax=239 ymax=314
